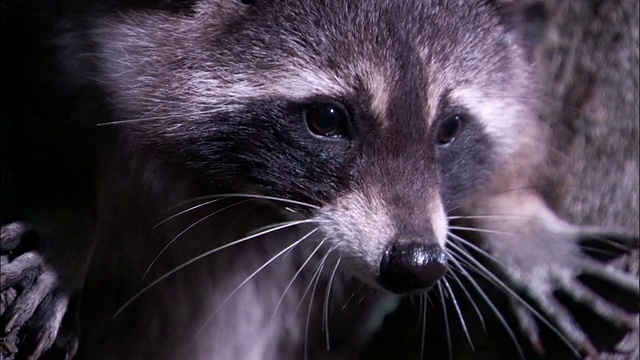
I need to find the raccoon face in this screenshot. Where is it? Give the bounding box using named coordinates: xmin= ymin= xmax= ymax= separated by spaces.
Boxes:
xmin=98 ymin=0 xmax=539 ymax=294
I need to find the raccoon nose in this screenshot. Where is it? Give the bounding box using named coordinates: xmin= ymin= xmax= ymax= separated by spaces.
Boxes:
xmin=378 ymin=242 xmax=448 ymax=295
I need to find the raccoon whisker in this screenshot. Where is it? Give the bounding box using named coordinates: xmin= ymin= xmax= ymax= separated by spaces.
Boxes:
xmin=420 ymin=293 xmax=428 ymax=360
xmin=323 ymin=257 xmax=341 ymax=351
xmin=113 ymin=219 xmax=318 ymax=319
xmin=163 ymin=195 xmax=233 ymax=210
xmin=447 ymin=214 xmax=540 ymax=221
xmin=196 ymin=227 xmax=320 ymax=340
xmin=158 ymin=192 xmax=316 ymax=228
xmin=474 ymin=185 xmax=541 ymax=200
xmin=355 ymin=291 xmax=367 ymax=306
xmin=155 ymin=197 xmax=232 ymax=228
xmin=96 ymin=109 xmax=222 ymax=126
xmin=271 ymin=238 xmax=327 ymax=322
xmin=127 ymin=95 xmax=213 ymax=106
xmin=437 ymin=282 xmax=453 ymax=360
xmin=448 ymin=225 xmax=520 ymax=238
xmin=447 ymin=241 xmax=516 ymax=294
xmin=295 ymin=244 xmax=338 ymax=316
xmin=413 ymin=294 xmax=421 ymax=332
xmin=448 ymin=248 xmax=520 ymax=321
xmin=443 ymin=277 xmax=475 ymax=351
xmin=446 ymin=241 xmax=581 ymax=358
xmin=174 ymin=193 xmax=319 ymax=210
xmin=273 ymin=183 xmax=327 ymax=209
xmin=305 ymin=247 xmax=334 ymax=360
xmin=341 ymin=290 xmax=358 ymax=311
xmin=447 ymin=233 xmax=501 ymax=265
xmin=446 ymin=252 xmax=526 ymax=360
xmin=143 ymin=199 xmax=254 ymax=280
xmin=138 ymin=102 xmax=168 ymax=121
xmin=446 ymin=269 xmax=486 ymax=330
xmin=225 ymin=203 xmax=265 ymax=234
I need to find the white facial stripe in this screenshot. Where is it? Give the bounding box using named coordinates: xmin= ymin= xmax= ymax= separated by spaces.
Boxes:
xmin=431 ymin=201 xmax=448 ymax=247
xmin=354 ymin=63 xmax=390 ymax=125
xmin=450 ymin=87 xmax=527 ymax=158
xmin=318 ymin=186 xmax=449 ymax=279
xmin=187 ymin=67 xmax=350 ymax=107
xmin=318 ymin=189 xmax=396 ymax=274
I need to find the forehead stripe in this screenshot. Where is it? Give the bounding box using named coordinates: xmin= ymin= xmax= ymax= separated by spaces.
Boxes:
xmin=188 ymin=67 xmax=349 ymax=106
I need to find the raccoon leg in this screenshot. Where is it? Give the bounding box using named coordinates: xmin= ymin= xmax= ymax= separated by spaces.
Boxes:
xmin=469 ymin=190 xmax=639 ymax=358
xmin=1 ymin=219 xmax=89 ymax=360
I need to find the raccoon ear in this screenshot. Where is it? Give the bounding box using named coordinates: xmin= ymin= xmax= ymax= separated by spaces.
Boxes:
xmin=490 ymin=0 xmax=548 ymax=59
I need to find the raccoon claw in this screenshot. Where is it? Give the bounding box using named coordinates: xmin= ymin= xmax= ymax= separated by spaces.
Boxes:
xmin=1 ymin=222 xmax=76 ymax=360
xmin=511 ymin=300 xmax=544 ymax=354
xmin=513 ymin=278 xmax=601 ymax=357
xmin=29 ymin=293 xmax=72 ymax=359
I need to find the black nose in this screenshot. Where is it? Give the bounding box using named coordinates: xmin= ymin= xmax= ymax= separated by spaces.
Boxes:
xmin=378 ymin=242 xmax=448 ymax=295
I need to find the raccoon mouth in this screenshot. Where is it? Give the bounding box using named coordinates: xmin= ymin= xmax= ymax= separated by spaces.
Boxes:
xmin=377 ymin=242 xmax=448 ymax=295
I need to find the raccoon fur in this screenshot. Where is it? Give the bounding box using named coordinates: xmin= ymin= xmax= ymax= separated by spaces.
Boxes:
xmin=1 ymin=0 xmax=637 ymax=359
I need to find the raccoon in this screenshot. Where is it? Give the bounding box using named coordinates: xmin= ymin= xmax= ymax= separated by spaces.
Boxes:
xmin=0 ymin=0 xmax=637 ymax=359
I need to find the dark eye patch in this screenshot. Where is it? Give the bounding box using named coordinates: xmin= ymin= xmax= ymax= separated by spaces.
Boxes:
xmin=433 ymin=103 xmax=496 ymax=210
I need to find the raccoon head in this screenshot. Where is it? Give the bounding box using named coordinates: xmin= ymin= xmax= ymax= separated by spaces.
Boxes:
xmin=96 ymin=0 xmax=541 ymax=294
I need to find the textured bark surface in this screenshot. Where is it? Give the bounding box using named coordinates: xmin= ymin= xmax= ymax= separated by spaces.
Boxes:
xmin=537 ymin=0 xmax=639 ymax=233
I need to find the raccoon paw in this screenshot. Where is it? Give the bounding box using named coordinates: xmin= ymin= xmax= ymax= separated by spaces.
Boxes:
xmin=1 ymin=222 xmax=79 ymax=360
xmin=504 ymin=229 xmax=639 ymax=358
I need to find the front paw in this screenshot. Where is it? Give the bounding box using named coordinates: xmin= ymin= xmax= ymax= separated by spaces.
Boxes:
xmin=466 ymin=191 xmax=639 ymax=358
xmin=1 ymin=222 xmax=79 ymax=360
xmin=494 ymin=226 xmax=637 ymax=358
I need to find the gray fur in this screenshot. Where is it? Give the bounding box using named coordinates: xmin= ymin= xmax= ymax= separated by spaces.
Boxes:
xmin=80 ymin=2 xmax=521 ymax=358
xmin=1 ymin=0 xmax=637 ymax=359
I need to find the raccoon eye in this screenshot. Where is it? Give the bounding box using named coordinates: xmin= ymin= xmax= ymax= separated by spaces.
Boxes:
xmin=305 ymin=104 xmax=349 ymax=138
xmin=436 ymin=114 xmax=464 ymax=145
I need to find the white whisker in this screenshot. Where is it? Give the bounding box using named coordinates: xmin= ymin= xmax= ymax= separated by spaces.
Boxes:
xmin=446 ymin=242 xmax=580 ymax=358
xmin=295 ymin=245 xmax=337 ymax=315
xmin=448 ymin=226 xmax=520 ymax=238
xmin=446 ymin=270 xmax=485 ymax=330
xmin=420 ymin=293 xmax=427 ymax=360
xmin=443 ymin=277 xmax=474 ymax=350
xmin=173 ymin=193 xmax=319 ymax=210
xmin=143 ymin=199 xmax=252 ymax=280
xmin=154 ymin=197 xmax=231 ymax=228
xmin=270 ymin=238 xmax=327 ymax=322
xmin=323 ymin=257 xmax=341 ymax=351
xmin=437 ymin=283 xmax=453 ymax=360
xmin=446 ymin=251 xmax=525 ymax=359
xmin=96 ymin=109 xmax=222 ymax=126
xmin=341 ymin=291 xmax=358 ymax=311
xmin=195 ymin=228 xmax=319 ymax=339
xmin=304 ymin=247 xmax=334 ymax=360
xmin=447 ymin=214 xmax=536 ymax=221
xmin=112 ymin=219 xmax=318 ymax=319
xmin=447 ymin=232 xmax=501 ymax=264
